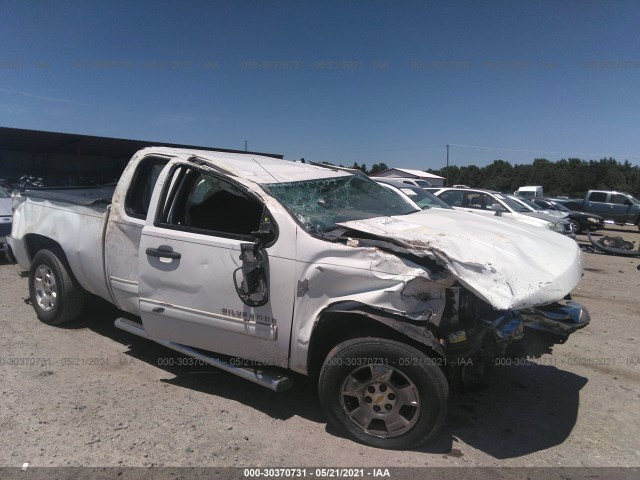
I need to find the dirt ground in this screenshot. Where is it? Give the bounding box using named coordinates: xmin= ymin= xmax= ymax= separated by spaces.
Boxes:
xmin=0 ymin=226 xmax=639 ymax=469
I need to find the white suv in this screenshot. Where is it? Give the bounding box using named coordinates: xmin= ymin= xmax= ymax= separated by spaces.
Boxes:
xmin=432 ymin=187 xmax=574 ymax=237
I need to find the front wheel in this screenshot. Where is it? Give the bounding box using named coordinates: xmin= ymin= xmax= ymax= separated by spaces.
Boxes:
xmin=318 ymin=338 xmax=448 ymax=449
xmin=28 ymin=249 xmax=85 ymax=325
xmin=569 ymin=219 xmax=582 ymax=234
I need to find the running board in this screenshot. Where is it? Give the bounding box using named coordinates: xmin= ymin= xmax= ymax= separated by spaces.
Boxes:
xmin=114 ymin=317 xmax=293 ymax=392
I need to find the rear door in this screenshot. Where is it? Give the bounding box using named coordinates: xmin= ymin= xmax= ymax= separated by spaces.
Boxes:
xmin=104 ymin=154 xmax=170 ymax=315
xmin=137 ymin=164 xmax=297 ymax=367
xmin=584 ymin=191 xmax=612 ymax=219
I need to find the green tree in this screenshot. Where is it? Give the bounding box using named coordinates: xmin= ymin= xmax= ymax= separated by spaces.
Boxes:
xmin=369 ymin=163 xmax=389 ymax=175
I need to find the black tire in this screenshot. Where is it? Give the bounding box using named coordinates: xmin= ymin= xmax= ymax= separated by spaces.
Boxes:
xmin=318 ymin=337 xmax=448 ymax=449
xmin=569 ymin=219 xmax=582 ymax=234
xmin=28 ymin=249 xmax=85 ymax=325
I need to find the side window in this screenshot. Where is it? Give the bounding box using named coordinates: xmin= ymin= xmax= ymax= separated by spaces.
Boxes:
xmin=125 ymin=157 xmax=170 ymax=219
xmin=588 ymin=192 xmax=607 ymax=203
xmin=438 ymin=190 xmax=464 ymax=207
xmin=611 ymin=194 xmax=629 ymax=205
xmin=466 ymin=193 xmax=491 ymax=210
xmin=158 ymin=167 xmax=264 ymax=238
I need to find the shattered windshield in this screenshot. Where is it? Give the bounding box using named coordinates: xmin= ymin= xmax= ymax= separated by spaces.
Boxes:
xmin=264 ymin=175 xmax=419 ymax=234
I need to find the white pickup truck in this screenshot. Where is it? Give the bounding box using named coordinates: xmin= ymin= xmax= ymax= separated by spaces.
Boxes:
xmin=7 ymin=147 xmax=590 ymax=449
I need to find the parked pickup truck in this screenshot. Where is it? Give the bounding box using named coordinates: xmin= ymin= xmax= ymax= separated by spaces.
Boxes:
xmin=554 ymin=190 xmax=640 ymax=230
xmin=7 ymin=147 xmax=590 ymax=449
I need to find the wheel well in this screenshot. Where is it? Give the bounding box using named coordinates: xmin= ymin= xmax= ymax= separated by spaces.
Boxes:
xmin=307 ymin=312 xmax=442 ymax=381
xmin=24 ymin=234 xmax=63 ymax=262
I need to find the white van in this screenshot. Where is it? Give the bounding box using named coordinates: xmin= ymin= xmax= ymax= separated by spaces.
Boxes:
xmin=515 ymin=185 xmax=543 ymax=198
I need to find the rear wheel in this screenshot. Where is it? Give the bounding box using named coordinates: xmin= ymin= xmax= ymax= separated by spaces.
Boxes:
xmin=318 ymin=338 xmax=448 ymax=449
xmin=29 ymin=249 xmax=85 ymax=325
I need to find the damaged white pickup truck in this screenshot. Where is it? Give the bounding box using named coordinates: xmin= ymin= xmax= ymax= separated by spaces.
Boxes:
xmin=7 ymin=147 xmax=590 ymax=449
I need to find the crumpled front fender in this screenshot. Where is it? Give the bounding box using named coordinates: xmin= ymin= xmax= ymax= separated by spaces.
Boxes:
xmin=323 ymin=301 xmax=445 ymax=357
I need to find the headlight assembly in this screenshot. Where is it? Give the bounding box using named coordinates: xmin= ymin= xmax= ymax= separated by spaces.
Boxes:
xmin=548 ymin=222 xmax=565 ymax=232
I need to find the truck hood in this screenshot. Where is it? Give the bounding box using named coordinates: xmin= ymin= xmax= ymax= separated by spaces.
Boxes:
xmin=337 ymin=208 xmax=583 ymax=311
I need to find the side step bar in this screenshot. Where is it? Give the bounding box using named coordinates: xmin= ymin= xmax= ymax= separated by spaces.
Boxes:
xmin=114 ymin=317 xmax=294 ymax=392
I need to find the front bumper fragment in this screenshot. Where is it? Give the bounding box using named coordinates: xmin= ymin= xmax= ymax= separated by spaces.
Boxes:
xmin=520 ymin=300 xmax=590 ymax=337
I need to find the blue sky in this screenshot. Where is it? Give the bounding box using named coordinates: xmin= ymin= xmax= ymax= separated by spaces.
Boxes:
xmin=1 ymin=0 xmax=639 ymax=169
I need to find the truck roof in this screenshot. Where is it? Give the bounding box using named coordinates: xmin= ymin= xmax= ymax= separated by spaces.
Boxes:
xmin=142 ymin=147 xmax=350 ymax=184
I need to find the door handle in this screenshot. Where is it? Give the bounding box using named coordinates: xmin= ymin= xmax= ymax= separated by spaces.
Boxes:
xmin=146 ymin=247 xmax=181 ymax=260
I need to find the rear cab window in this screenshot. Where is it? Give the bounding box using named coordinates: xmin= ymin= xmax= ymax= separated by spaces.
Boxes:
xmin=588 ymin=192 xmax=607 ymax=203
xmin=125 ymin=156 xmax=170 ymax=219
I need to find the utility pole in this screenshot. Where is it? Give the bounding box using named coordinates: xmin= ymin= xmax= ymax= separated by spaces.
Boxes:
xmin=244 ymin=140 xmax=248 ymax=152
xmin=445 ymin=144 xmax=449 ymax=187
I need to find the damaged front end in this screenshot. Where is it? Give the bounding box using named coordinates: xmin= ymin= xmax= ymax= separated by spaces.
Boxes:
xmin=265 ymin=175 xmax=590 ymax=381
xmin=435 ymin=287 xmax=590 ymax=386
xmin=329 ymin=209 xmax=591 ymax=384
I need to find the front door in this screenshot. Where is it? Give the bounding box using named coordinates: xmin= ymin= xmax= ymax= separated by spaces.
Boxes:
xmin=609 ymin=193 xmax=634 ymax=223
xmin=137 ymin=164 xmax=296 ymax=367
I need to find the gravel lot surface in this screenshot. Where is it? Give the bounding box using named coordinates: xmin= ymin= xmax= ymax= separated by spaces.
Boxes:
xmin=1 ymin=227 xmax=639 ymax=469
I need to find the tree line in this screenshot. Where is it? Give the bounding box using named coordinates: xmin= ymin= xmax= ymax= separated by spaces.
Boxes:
xmin=425 ymin=158 xmax=640 ymax=197
xmin=326 ymin=158 xmax=640 ymax=198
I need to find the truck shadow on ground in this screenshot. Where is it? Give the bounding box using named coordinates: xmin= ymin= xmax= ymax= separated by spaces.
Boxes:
xmin=425 ymin=364 xmax=588 ymax=458
xmin=77 ymin=298 xmax=587 ymax=459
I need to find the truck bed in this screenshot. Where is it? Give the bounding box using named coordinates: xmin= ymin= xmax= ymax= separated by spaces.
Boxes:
xmin=9 ymin=189 xmax=113 ymax=303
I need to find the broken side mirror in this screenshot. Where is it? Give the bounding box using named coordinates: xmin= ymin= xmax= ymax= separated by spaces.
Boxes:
xmin=233 ymin=243 xmax=268 ymax=307
xmin=232 ymin=209 xmax=275 ymax=307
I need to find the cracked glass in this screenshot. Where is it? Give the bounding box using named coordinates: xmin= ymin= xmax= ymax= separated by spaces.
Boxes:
xmin=264 ymin=175 xmax=418 ymax=234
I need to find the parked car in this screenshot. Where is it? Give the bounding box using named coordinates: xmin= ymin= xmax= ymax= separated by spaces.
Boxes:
xmin=8 ymin=147 xmax=590 ymax=449
xmin=431 ymin=187 xmax=575 ymax=237
xmin=0 ymin=186 xmax=13 ymax=254
xmin=532 ymin=198 xmax=604 ymax=234
xmin=374 ymin=177 xmax=433 ymax=188
xmin=374 ymin=180 xmax=453 ymax=210
xmin=553 ymin=190 xmax=640 ymax=231
xmin=508 ymin=194 xmax=567 ymax=219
